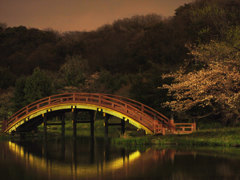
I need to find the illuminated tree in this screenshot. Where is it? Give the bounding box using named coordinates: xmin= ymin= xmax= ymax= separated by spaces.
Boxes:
xmin=162 ymin=42 xmax=240 ymax=124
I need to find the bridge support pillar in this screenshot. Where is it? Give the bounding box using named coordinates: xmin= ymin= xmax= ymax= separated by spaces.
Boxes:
xmin=121 ymin=118 xmax=125 ymax=135
xmin=89 ymin=111 xmax=96 ymax=137
xmin=61 ymin=113 xmax=65 ymax=138
xmin=104 ymin=114 xmax=110 ymax=137
xmin=72 ymin=109 xmax=78 ymax=138
xmin=43 ymin=113 xmax=47 ymax=139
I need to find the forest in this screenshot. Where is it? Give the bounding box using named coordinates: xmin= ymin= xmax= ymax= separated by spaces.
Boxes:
xmin=1 ymin=0 xmax=240 ymax=127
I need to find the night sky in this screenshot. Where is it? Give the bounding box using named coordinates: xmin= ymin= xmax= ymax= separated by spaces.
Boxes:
xmin=0 ymin=0 xmax=193 ymax=32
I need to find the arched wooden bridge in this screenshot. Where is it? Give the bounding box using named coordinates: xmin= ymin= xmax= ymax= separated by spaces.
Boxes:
xmin=1 ymin=93 xmax=196 ymax=135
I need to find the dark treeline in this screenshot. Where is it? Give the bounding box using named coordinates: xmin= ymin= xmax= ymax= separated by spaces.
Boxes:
xmin=0 ymin=14 xmax=183 ymax=77
xmin=1 ymin=0 xmax=240 ymax=124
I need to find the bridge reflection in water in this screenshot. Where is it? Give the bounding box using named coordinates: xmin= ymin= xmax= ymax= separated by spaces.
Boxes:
xmin=5 ymin=138 xmax=180 ymax=180
xmin=2 ymin=139 xmax=240 ymax=179
xmin=7 ymin=139 xmax=141 ymax=179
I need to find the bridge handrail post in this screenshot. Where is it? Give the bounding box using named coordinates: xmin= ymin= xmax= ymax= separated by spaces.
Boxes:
xmin=162 ymin=126 xmax=165 ymax=135
xmin=193 ymin=122 xmax=196 ymax=131
xmin=153 ymin=119 xmax=159 ymax=134
xmin=141 ymin=104 xmax=144 ymax=112
xmin=73 ymin=93 xmax=76 ymax=102
xmin=153 ymin=120 xmax=156 ymax=134
xmin=124 ymin=103 xmax=127 ymax=112
xmin=99 ymin=95 xmax=101 ymax=104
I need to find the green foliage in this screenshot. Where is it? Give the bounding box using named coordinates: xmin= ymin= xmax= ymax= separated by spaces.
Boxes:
xmin=96 ymin=70 xmax=128 ymax=93
xmin=190 ymin=2 xmax=227 ymax=42
xmin=174 ymin=0 xmax=240 ymax=43
xmin=153 ymin=127 xmax=240 ymax=147
xmin=112 ymin=127 xmax=240 ymax=148
xmin=24 ymin=68 xmax=53 ymax=104
xmin=112 ymin=136 xmax=152 ymax=146
xmin=59 ymin=56 xmax=88 ymax=87
xmin=225 ymin=25 xmax=240 ymax=47
xmin=188 ymin=41 xmax=240 ymax=63
xmin=0 ymin=90 xmax=13 ymax=120
xmin=13 ymin=68 xmax=53 ymax=109
xmin=13 ymin=77 xmax=26 ymax=110
xmin=0 ymin=26 xmax=61 ymax=75
xmin=129 ymin=63 xmax=173 ymax=115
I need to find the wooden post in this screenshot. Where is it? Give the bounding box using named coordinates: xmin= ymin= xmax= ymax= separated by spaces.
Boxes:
xmin=121 ymin=118 xmax=125 ymax=135
xmin=162 ymin=126 xmax=166 ymax=135
xmin=43 ymin=113 xmax=47 ymax=138
xmin=89 ymin=111 xmax=96 ymax=137
xmin=169 ymin=114 xmax=175 ymax=134
xmin=72 ymin=109 xmax=77 ymax=138
xmin=193 ymin=122 xmax=196 ymax=131
xmin=61 ymin=113 xmax=65 ymax=138
xmin=104 ymin=114 xmax=110 ymax=137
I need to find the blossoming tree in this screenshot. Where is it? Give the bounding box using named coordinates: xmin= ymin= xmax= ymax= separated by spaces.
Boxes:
xmin=162 ymin=42 xmax=240 ymax=124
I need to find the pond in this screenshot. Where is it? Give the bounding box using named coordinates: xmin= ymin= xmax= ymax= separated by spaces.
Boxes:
xmin=0 ymin=137 xmax=240 ymax=180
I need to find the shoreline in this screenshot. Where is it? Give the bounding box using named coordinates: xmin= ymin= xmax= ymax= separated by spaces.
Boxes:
xmin=111 ymin=127 xmax=240 ymax=148
xmin=1 ymin=127 xmax=240 ymax=148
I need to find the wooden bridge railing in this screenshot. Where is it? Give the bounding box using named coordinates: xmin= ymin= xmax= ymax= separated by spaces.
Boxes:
xmin=174 ymin=123 xmax=196 ymax=134
xmin=2 ymin=93 xmax=196 ymax=134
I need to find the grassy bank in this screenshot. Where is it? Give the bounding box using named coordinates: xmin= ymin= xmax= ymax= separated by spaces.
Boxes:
xmin=112 ymin=127 xmax=240 ymax=147
xmin=2 ymin=122 xmax=240 ymax=148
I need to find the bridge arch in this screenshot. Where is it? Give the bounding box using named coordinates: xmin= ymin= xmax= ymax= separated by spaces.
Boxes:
xmin=2 ymin=93 xmax=173 ymax=134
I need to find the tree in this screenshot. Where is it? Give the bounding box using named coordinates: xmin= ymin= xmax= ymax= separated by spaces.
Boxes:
xmin=13 ymin=77 xmax=26 ymax=110
xmin=161 ymin=41 xmax=240 ymax=125
xmin=59 ymin=55 xmax=88 ymax=87
xmin=24 ymin=68 xmax=53 ymax=105
xmin=0 ymin=90 xmax=13 ymax=120
xmin=173 ymin=0 xmax=240 ymax=43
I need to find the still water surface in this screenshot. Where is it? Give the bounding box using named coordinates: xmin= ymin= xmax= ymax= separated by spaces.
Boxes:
xmin=0 ymin=137 xmax=240 ymax=180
